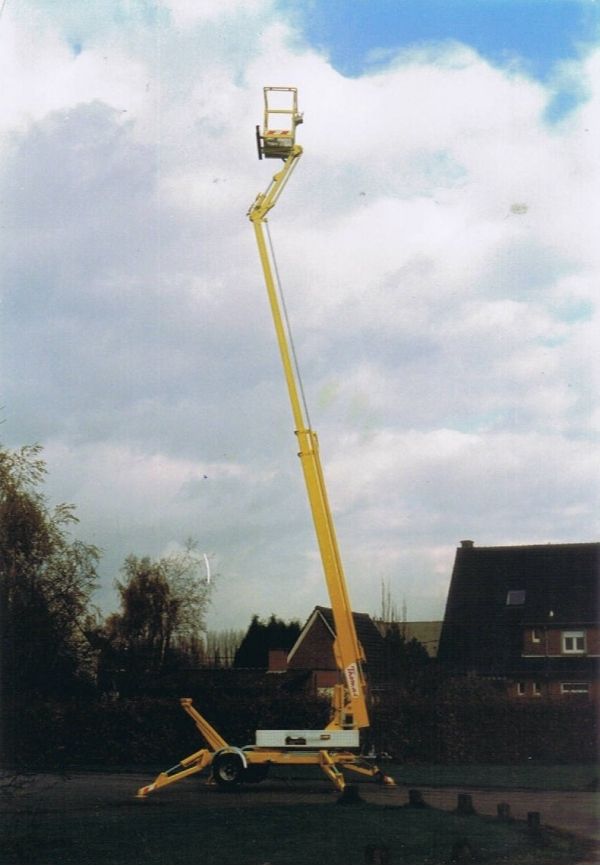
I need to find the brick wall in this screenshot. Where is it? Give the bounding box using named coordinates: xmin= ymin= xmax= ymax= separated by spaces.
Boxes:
xmin=510 ymin=677 xmax=600 ymax=702
xmin=288 ymin=616 xmax=336 ymax=670
xmin=522 ymin=625 xmax=600 ymax=657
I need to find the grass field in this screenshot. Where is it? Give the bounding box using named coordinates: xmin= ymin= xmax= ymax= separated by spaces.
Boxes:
xmin=1 ymin=765 xmax=597 ymax=865
xmin=89 ymin=761 xmax=599 ymax=790
xmin=238 ymin=761 xmax=599 ymax=791
xmin=1 ymin=799 xmax=588 ymax=864
xmin=387 ymin=763 xmax=600 ymax=791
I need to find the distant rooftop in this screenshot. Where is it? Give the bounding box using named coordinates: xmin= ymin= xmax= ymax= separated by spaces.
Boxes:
xmin=438 ymin=540 xmax=600 ymax=676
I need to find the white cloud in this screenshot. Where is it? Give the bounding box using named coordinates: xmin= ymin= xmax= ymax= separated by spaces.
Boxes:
xmin=164 ymin=0 xmax=272 ymax=27
xmin=0 ymin=11 xmax=148 ymax=134
xmin=2 ymin=3 xmax=598 ymax=630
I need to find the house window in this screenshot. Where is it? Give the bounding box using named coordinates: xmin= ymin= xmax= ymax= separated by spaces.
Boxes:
xmin=506 ymin=590 xmax=526 ymax=606
xmin=517 ymin=682 xmax=526 ymax=696
xmin=531 ymin=628 xmax=542 ymax=643
xmin=561 ymin=682 xmax=590 ymax=695
xmin=562 ymin=630 xmax=586 ymax=654
xmin=533 ymin=682 xmax=542 ymax=696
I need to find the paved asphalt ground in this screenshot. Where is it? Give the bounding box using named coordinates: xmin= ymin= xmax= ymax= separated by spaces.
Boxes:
xmin=1 ymin=770 xmax=598 ymax=849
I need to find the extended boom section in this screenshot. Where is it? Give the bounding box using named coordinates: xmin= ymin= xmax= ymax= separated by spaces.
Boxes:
xmin=248 ymin=154 xmax=369 ymax=730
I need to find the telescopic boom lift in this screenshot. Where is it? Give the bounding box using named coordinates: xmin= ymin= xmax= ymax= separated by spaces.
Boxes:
xmin=137 ymin=88 xmax=394 ymax=797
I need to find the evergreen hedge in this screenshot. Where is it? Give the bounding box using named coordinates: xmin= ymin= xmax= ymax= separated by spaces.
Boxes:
xmin=3 ymin=678 xmax=597 ymax=769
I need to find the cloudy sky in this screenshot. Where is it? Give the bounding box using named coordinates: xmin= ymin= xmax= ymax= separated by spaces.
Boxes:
xmin=1 ymin=0 xmax=599 ymax=633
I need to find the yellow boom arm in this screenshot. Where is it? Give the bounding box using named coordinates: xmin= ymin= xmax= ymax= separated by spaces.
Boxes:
xmin=248 ymin=91 xmax=369 ymax=730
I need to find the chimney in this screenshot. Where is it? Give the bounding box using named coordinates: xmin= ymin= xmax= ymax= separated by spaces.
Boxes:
xmin=460 ymin=539 xmax=474 ymax=549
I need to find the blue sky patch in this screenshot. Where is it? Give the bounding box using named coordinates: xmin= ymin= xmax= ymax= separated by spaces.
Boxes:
xmin=282 ymin=0 xmax=600 ymax=119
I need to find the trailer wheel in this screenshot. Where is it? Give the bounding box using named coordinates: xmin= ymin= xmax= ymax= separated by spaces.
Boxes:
xmin=212 ymin=752 xmax=244 ymax=787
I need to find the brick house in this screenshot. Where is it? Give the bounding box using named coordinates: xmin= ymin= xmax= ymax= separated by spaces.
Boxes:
xmin=282 ymin=605 xmax=385 ymax=696
xmin=438 ymin=540 xmax=600 ymax=700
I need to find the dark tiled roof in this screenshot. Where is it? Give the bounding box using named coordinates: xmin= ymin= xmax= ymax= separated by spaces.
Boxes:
xmin=438 ymin=542 xmax=600 ymax=676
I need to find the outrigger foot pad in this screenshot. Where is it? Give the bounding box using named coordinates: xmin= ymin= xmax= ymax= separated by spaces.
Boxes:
xmin=377 ymin=771 xmax=396 ymax=786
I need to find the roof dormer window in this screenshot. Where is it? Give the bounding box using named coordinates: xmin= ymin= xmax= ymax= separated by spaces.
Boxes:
xmin=506 ymin=590 xmax=526 ymax=606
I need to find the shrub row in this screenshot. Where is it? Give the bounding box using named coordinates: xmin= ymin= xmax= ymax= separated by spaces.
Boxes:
xmin=2 ymin=685 xmax=330 ymax=769
xmin=3 ymin=685 xmax=597 ymax=769
xmin=371 ymin=694 xmax=599 ymax=764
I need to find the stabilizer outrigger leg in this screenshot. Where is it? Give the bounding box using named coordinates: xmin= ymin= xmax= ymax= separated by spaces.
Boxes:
xmin=319 ymin=751 xmax=346 ymax=791
xmin=136 ymin=697 xmax=227 ymax=798
xmin=136 ymin=747 xmax=214 ymax=798
xmin=340 ymin=757 xmax=396 ymax=787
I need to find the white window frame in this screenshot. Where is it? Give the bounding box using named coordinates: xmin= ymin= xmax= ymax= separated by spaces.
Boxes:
xmin=560 ymin=682 xmax=590 ymax=694
xmin=562 ymin=630 xmax=586 ymax=654
xmin=516 ymin=681 xmax=526 ymax=696
xmin=532 ymin=682 xmax=542 ymax=696
xmin=531 ymin=628 xmax=542 ymax=643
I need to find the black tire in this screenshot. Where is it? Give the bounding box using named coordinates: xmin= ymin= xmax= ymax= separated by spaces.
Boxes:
xmin=243 ymin=764 xmax=269 ymax=784
xmin=212 ymin=752 xmax=244 ymax=787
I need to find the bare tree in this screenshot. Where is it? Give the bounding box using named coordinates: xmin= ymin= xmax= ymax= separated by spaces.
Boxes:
xmin=109 ymin=541 xmax=212 ymax=674
xmin=204 ymin=628 xmax=246 ymax=667
xmin=378 ymin=578 xmax=401 ymax=624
